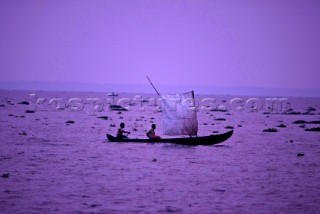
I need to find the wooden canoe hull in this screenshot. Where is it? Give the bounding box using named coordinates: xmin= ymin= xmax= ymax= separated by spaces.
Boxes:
xmin=106 ymin=130 xmax=233 ymax=146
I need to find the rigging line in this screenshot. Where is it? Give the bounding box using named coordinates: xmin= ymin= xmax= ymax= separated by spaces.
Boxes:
xmin=146 ymin=76 xmax=161 ymax=97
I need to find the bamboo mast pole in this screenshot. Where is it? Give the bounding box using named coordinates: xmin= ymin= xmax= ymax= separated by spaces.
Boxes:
xmin=146 ymin=76 xmax=161 ymax=97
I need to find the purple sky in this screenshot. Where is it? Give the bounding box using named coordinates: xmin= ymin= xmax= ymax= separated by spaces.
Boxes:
xmin=1 ymin=0 xmax=320 ymax=91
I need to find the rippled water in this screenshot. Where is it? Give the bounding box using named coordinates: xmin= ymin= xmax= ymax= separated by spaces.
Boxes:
xmin=1 ymin=91 xmax=320 ymax=213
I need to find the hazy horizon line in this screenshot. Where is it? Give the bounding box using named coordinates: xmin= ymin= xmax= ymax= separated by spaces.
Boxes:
xmin=0 ymin=80 xmax=319 ymax=97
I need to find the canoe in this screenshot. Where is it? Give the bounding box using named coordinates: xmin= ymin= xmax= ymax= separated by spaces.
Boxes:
xmin=109 ymin=105 xmax=128 ymax=111
xmin=106 ymin=130 xmax=233 ymax=146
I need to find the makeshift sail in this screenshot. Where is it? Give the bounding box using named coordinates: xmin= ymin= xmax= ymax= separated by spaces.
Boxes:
xmin=160 ymin=91 xmax=198 ymax=136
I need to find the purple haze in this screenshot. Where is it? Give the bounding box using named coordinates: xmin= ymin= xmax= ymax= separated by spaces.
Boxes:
xmin=0 ymin=0 xmax=320 ymax=94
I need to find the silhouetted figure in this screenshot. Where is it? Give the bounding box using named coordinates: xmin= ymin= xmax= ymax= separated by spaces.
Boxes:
xmin=147 ymin=124 xmax=161 ymax=140
xmin=117 ymin=122 xmax=130 ymax=138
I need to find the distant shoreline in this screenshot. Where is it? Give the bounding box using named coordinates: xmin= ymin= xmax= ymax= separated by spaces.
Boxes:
xmin=0 ymin=81 xmax=319 ymax=97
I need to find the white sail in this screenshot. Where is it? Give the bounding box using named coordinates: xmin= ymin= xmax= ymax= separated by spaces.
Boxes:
xmin=160 ymin=91 xmax=198 ymax=136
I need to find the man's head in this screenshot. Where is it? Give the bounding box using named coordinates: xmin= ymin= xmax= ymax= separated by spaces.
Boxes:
xmin=152 ymin=124 xmax=156 ymax=129
xmin=120 ymin=122 xmax=125 ymax=128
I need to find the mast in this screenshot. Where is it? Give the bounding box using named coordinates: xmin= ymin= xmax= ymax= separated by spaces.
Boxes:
xmin=146 ymin=76 xmax=161 ymax=97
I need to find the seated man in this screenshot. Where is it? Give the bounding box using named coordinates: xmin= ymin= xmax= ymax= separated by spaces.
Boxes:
xmin=117 ymin=122 xmax=130 ymax=138
xmin=146 ymin=124 xmax=161 ymax=140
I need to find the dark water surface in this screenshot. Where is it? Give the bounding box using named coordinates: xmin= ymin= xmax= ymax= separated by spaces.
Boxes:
xmin=1 ymin=91 xmax=320 ymax=213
